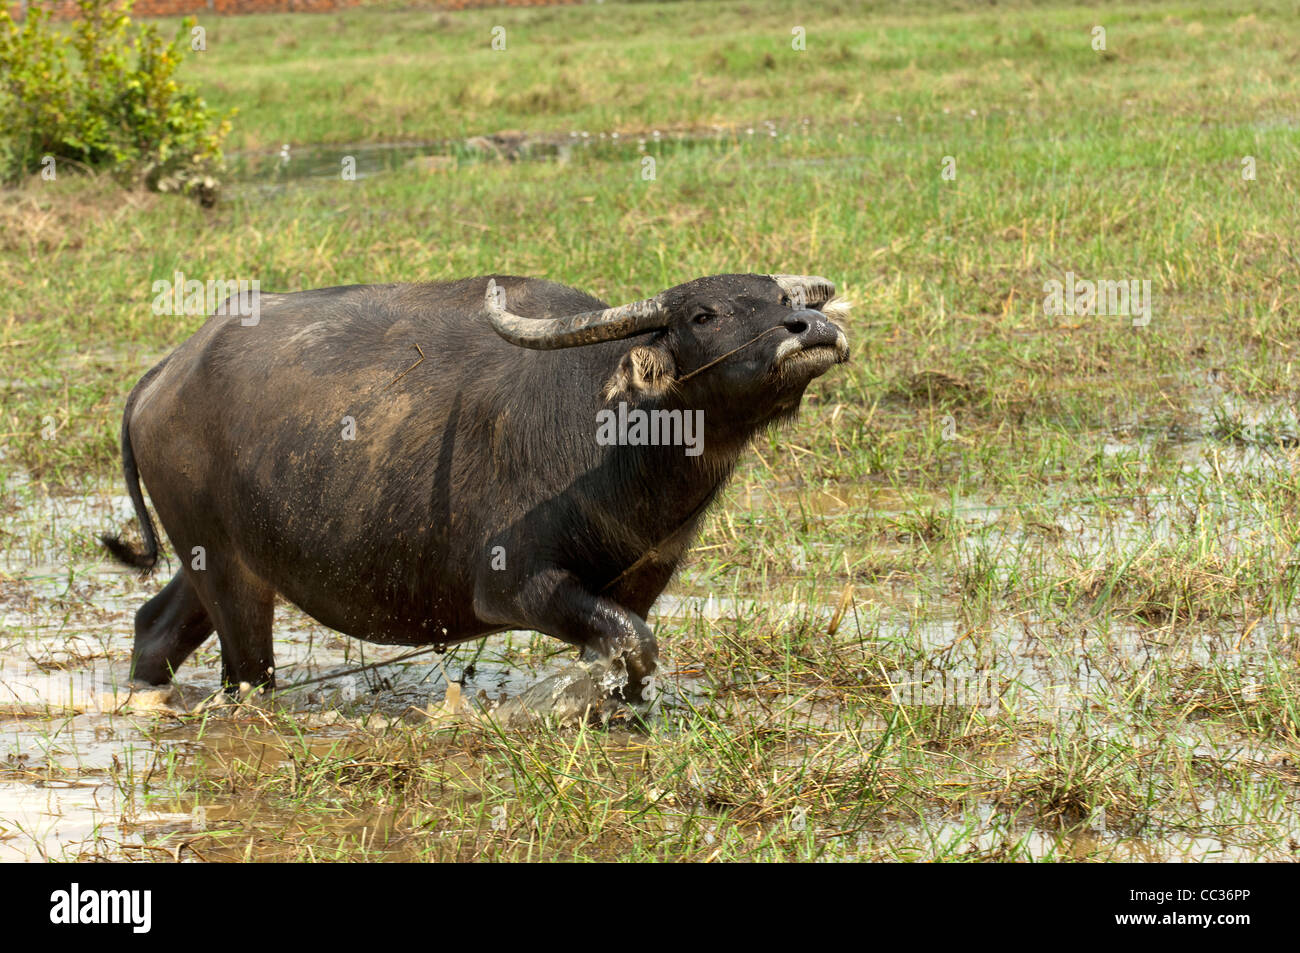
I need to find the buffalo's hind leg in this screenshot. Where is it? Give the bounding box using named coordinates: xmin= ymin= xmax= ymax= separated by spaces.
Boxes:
xmin=183 ymin=558 xmax=277 ymax=697
xmin=131 ymin=570 xmax=214 ymax=685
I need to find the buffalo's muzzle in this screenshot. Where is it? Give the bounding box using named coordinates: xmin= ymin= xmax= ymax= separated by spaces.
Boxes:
xmin=776 ymin=309 xmax=851 ymax=370
xmin=783 ymin=309 xmax=840 ymax=346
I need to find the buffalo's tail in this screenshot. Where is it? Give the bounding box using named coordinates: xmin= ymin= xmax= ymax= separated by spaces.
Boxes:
xmin=100 ymin=363 xmax=167 ymax=572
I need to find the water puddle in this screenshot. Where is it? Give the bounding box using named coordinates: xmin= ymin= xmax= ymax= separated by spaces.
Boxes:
xmin=224 ymin=118 xmax=827 ymax=192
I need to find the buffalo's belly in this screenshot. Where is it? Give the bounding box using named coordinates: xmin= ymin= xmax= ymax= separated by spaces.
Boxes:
xmin=266 ymin=561 xmax=488 ymax=642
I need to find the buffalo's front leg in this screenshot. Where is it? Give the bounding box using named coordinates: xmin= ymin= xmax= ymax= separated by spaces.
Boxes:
xmin=478 ymin=570 xmax=658 ymax=704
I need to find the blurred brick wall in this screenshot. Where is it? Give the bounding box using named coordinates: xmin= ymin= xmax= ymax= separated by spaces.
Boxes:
xmin=8 ymin=0 xmax=582 ymax=20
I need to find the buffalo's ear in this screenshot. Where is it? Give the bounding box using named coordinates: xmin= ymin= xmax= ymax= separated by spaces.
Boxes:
xmin=603 ymin=344 xmax=677 ymax=401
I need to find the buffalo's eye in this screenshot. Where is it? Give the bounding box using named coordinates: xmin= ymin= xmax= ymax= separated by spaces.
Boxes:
xmin=692 ymin=311 xmax=716 ymax=325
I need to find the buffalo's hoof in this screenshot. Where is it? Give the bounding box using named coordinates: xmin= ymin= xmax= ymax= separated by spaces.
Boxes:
xmin=488 ymin=659 xmax=635 ymax=727
xmin=119 ymin=680 xmax=183 ymax=713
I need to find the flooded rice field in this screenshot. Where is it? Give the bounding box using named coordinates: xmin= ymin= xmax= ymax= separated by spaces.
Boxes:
xmin=3 ymin=418 xmax=1298 ymax=861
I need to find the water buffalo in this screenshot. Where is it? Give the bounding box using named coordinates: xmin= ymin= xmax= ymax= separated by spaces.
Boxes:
xmin=102 ymin=273 xmax=850 ymax=703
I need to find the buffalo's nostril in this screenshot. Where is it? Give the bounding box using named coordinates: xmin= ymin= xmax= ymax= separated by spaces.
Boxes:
xmin=784 ymin=308 xmax=825 ymax=336
xmin=784 ymin=307 xmax=843 ymax=351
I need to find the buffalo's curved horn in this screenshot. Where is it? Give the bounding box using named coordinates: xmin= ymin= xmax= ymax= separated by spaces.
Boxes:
xmin=769 ymin=274 xmax=836 ymax=310
xmin=485 ymin=279 xmax=670 ymax=350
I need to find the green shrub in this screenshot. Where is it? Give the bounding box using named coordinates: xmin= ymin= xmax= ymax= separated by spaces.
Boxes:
xmin=0 ymin=0 xmax=232 ymax=200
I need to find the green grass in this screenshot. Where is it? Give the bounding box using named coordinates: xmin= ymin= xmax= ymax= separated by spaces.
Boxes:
xmin=2 ymin=0 xmax=1299 ymax=862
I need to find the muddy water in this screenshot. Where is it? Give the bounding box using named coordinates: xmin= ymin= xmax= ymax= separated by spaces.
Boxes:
xmin=3 ymin=437 xmax=1298 ymax=860
xmin=0 ymin=708 xmax=194 ymax=862
xmin=0 ymin=475 xmax=720 ymax=859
